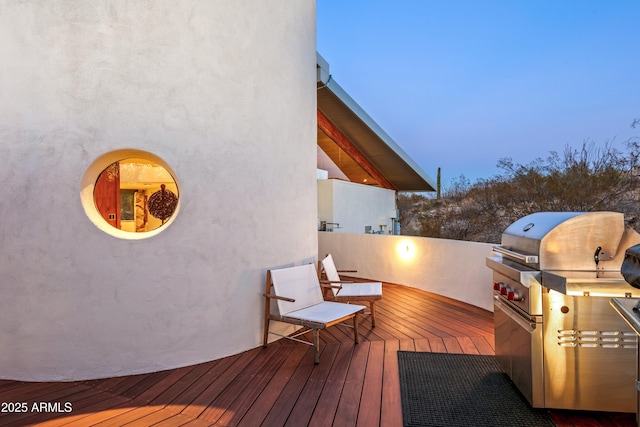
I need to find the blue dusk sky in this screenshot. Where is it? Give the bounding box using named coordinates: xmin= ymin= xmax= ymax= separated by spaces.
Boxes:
xmin=316 ymin=0 xmax=640 ymax=188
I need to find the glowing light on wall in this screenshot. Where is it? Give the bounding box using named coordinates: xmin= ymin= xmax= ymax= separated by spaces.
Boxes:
xmin=397 ymin=240 xmax=416 ymax=261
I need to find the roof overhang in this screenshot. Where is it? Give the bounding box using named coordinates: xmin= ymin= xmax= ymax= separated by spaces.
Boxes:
xmin=316 ymin=53 xmax=436 ymax=192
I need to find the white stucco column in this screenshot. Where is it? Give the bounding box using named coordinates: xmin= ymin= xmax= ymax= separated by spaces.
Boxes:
xmin=0 ymin=0 xmax=317 ymax=381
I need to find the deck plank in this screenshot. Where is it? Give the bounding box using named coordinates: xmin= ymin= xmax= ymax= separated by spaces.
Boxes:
xmin=356 ymin=340 xmax=385 ymax=427
xmin=283 ymin=343 xmax=340 ymax=427
xmin=308 ymin=342 xmax=359 ymax=427
xmin=426 ymin=336 xmax=448 ymax=353
xmin=201 ymin=343 xmax=288 ymax=424
xmin=442 ymin=336 xmax=464 ymax=353
xmin=457 ymin=335 xmax=481 ymax=354
xmin=89 ymin=406 xmax=163 ymax=427
xmin=150 ymin=412 xmax=211 ymax=427
xmin=235 ymin=344 xmax=309 ymax=426
xmin=331 ymin=340 xmax=370 ymax=427
xmin=471 ymin=335 xmax=495 ymax=355
xmin=381 ymin=340 xmax=403 ymax=427
xmin=0 ymin=385 xmax=100 ymax=426
xmin=258 ymin=345 xmax=317 ymax=427
xmin=180 ymin=347 xmax=262 ymax=420
xmin=167 ymin=353 xmax=240 ymax=416
xmin=149 ymin=360 xmax=222 ymax=408
xmin=21 ymin=392 xmax=133 ymax=427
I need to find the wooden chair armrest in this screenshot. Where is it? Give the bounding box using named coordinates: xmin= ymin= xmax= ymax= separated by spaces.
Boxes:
xmin=320 ymin=283 xmax=342 ymax=289
xmin=263 ymin=293 xmax=295 ymax=303
xmin=320 ymin=279 xmax=354 ymax=284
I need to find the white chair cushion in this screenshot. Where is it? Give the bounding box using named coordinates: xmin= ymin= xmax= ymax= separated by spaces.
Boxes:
xmin=337 ymin=282 xmax=382 ymax=298
xmin=321 ymin=254 xmax=383 ymax=298
xmin=284 ymin=301 xmax=365 ymax=324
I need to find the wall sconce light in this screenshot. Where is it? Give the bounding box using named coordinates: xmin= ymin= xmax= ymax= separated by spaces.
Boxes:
xmin=397 ymin=240 xmax=415 ymax=260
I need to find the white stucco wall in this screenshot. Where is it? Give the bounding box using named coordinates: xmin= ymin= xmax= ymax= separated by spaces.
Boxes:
xmin=317 ymin=179 xmax=396 ymax=234
xmin=0 ymin=1 xmax=317 ymax=381
xmin=318 ymin=232 xmax=495 ymax=311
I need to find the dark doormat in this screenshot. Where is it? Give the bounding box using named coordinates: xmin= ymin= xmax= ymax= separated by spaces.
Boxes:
xmin=397 ymin=351 xmax=555 ymax=427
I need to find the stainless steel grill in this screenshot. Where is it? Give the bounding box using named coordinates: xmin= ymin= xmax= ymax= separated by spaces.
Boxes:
xmin=486 ymin=211 xmax=640 ymax=412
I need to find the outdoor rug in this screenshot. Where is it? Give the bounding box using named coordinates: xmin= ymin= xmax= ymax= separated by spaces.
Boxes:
xmin=397 ymin=351 xmax=555 ymax=427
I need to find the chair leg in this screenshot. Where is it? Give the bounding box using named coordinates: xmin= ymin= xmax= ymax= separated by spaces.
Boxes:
xmin=353 ymin=315 xmax=359 ymax=344
xmin=262 ymin=318 xmax=270 ymax=348
xmin=313 ymin=329 xmax=320 ymax=364
xmin=370 ymin=301 xmax=376 ymax=328
xmin=263 ymin=271 xmax=272 ymax=348
xmin=262 ymin=300 xmax=271 ymax=348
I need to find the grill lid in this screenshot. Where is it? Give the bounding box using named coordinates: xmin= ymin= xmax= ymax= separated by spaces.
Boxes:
xmin=498 ymin=211 xmax=636 ymax=271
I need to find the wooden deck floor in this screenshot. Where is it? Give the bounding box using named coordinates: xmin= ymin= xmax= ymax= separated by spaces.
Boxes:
xmin=0 ymin=283 xmax=635 ymax=426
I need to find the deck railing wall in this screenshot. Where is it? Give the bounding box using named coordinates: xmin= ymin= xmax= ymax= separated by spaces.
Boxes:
xmin=318 ymin=232 xmax=495 ymax=311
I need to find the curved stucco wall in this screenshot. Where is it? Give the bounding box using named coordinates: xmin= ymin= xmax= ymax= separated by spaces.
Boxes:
xmin=318 ymin=232 xmax=495 ymax=311
xmin=0 ymin=1 xmax=317 ymax=381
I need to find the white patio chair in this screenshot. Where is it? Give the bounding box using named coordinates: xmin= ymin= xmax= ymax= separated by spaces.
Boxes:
xmin=263 ymin=263 xmax=366 ymax=364
xmin=318 ymin=254 xmax=383 ymax=327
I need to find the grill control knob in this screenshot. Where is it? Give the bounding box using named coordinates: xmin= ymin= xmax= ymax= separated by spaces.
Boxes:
xmin=508 ymin=290 xmax=523 ymax=301
xmin=493 ymin=281 xmax=501 ymax=291
xmin=500 ymin=285 xmax=509 ymax=296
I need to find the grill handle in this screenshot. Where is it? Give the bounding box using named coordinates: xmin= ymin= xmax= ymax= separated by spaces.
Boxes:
xmin=492 ymin=246 xmax=539 ymax=264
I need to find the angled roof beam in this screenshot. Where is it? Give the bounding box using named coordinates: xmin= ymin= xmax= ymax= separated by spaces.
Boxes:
xmin=318 ymin=110 xmax=396 ymax=190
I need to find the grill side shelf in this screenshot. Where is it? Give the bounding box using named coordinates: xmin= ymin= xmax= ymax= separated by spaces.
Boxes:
xmin=492 ymin=246 xmax=539 ymax=264
xmin=486 ymin=256 xmax=541 ymax=287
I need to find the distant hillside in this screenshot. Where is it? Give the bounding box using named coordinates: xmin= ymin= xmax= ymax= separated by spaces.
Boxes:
xmin=399 ymin=141 xmax=640 ymax=243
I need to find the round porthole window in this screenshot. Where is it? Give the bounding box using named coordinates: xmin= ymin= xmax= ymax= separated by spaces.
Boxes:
xmin=80 ymin=150 xmax=180 ymax=239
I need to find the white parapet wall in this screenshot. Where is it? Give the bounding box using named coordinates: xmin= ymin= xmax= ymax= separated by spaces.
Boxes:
xmin=318 ymin=232 xmax=495 ymax=311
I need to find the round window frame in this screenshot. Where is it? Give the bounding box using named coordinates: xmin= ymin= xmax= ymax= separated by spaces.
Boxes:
xmin=80 ymin=149 xmax=181 ymax=240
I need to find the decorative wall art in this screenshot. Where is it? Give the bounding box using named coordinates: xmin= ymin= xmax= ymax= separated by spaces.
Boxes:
xmin=148 ymin=184 xmax=178 ymax=224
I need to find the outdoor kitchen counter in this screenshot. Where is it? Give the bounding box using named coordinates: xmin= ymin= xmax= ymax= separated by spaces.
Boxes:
xmin=488 ymin=212 xmax=640 ymax=412
xmin=611 ymin=297 xmax=640 ymax=335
